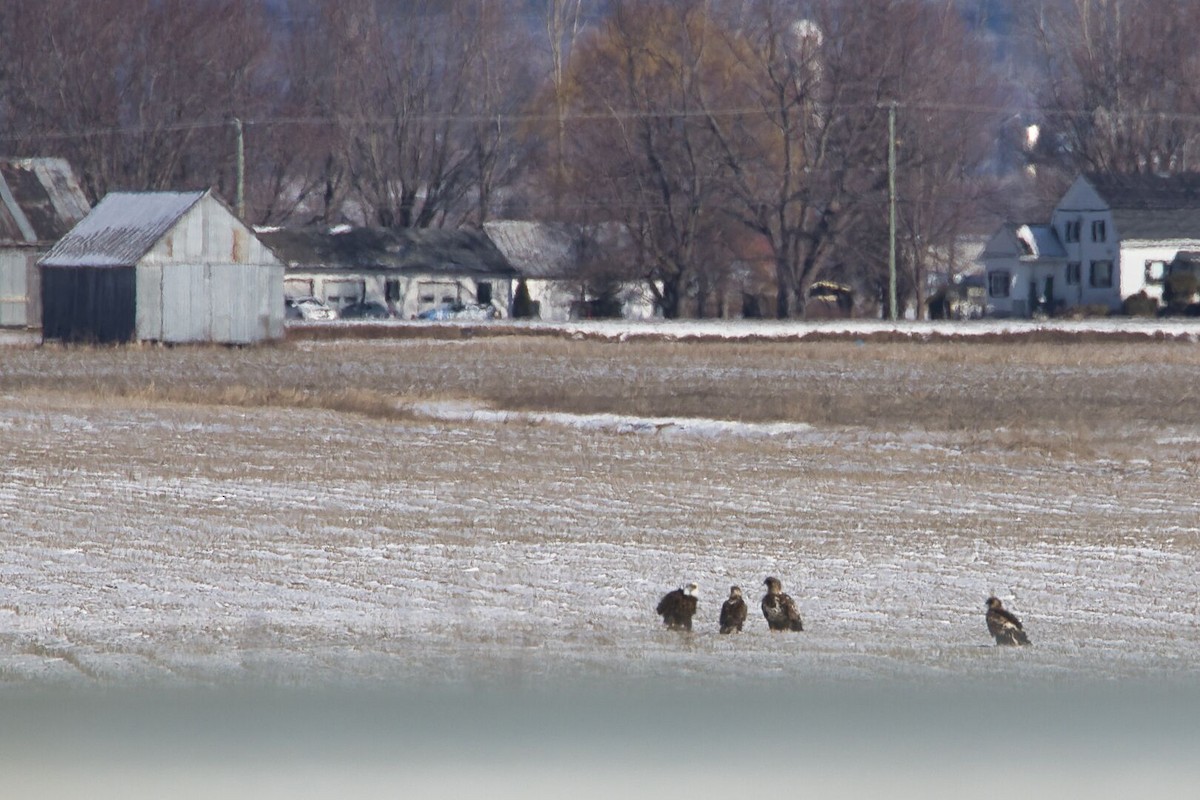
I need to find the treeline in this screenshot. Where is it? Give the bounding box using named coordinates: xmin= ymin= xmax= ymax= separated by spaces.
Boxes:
xmin=2 ymin=0 xmax=1199 ymax=317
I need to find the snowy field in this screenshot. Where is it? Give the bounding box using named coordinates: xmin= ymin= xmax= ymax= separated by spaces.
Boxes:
xmin=2 ymin=326 xmax=1199 ymax=797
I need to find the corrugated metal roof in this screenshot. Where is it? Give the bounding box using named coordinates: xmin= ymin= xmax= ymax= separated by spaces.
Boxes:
xmin=39 ymin=190 xmax=206 ymax=268
xmin=259 ymin=226 xmax=517 ymax=277
xmin=0 ymin=157 xmax=91 ymax=244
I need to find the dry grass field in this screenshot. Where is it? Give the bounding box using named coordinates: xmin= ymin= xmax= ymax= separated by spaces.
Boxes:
xmin=3 ymin=333 xmax=1200 ymax=797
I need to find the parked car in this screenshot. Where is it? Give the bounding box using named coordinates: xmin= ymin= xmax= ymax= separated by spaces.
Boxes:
xmin=417 ymin=302 xmax=499 ymax=321
xmin=285 ymin=296 xmax=338 ymax=321
xmin=339 ymin=300 xmax=392 ymax=320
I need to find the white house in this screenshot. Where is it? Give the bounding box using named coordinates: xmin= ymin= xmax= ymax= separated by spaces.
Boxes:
xmin=39 ymin=189 xmax=283 ymax=344
xmin=983 ymin=173 xmax=1200 ymax=316
xmin=483 ymin=220 xmax=659 ymax=321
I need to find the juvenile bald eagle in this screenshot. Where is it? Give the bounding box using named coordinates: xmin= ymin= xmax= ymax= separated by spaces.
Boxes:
xmin=657 ymin=582 xmax=699 ymax=631
xmin=719 ymin=586 xmax=747 ymax=634
xmin=761 ymin=576 xmax=804 ymax=632
xmin=986 ymin=596 xmax=1030 ymax=646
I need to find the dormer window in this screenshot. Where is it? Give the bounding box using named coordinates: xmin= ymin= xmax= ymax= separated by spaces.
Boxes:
xmin=1091 ymin=219 xmax=1107 ymax=242
xmin=1064 ymin=220 xmax=1081 ymax=243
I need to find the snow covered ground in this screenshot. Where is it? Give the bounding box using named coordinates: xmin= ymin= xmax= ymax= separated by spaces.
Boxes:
xmin=2 ymin=331 xmax=1199 ymax=797
xmin=3 ymin=394 xmax=1197 ymax=688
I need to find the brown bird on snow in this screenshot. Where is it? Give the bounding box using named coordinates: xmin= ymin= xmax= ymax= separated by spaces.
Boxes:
xmin=719 ymin=585 xmax=748 ymax=634
xmin=657 ymin=582 xmax=699 ymax=631
xmin=761 ymin=576 xmax=804 ymax=632
xmin=985 ymin=596 xmax=1030 ymax=646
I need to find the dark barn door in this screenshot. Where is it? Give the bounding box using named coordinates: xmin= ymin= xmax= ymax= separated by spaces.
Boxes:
xmin=41 ymin=266 xmax=136 ymax=343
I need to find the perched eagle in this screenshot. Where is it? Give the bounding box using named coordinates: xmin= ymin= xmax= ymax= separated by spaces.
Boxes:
xmin=761 ymin=576 xmax=804 ymax=632
xmin=657 ymin=582 xmax=699 ymax=631
xmin=985 ymin=596 xmax=1030 ymax=646
xmin=719 ymin=586 xmax=748 ymax=634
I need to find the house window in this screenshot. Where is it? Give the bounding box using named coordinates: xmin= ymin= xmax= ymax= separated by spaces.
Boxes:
xmin=1064 ymin=220 xmax=1081 ymax=243
xmin=385 ymin=279 xmax=401 ymax=302
xmin=1144 ymin=260 xmax=1167 ymax=285
xmin=988 ymin=270 xmax=1011 ymax=298
xmin=1091 ymin=220 xmax=1107 ymax=242
xmin=1066 ymin=262 xmax=1081 ymax=285
xmin=477 ymin=282 xmax=492 ymax=305
xmin=1090 ymin=260 xmax=1114 ymax=288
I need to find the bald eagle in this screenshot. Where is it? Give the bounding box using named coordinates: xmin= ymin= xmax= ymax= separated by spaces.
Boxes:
xmin=657 ymin=583 xmax=699 ymax=631
xmin=719 ymin=586 xmax=747 ymax=634
xmin=761 ymin=576 xmax=804 ymax=632
xmin=986 ymin=596 xmax=1030 ymax=646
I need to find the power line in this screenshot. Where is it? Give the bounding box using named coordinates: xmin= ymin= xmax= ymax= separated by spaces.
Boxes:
xmin=9 ymin=99 xmax=1200 ymax=143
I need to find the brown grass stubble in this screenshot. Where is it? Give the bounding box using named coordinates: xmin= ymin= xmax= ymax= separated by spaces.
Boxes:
xmin=3 ymin=337 xmax=1200 ymax=440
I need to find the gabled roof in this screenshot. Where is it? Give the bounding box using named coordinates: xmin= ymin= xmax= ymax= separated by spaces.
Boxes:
xmin=1081 ymin=173 xmax=1200 ymax=241
xmin=1084 ymin=172 xmax=1200 ymax=210
xmin=259 ymin=226 xmax=516 ymax=277
xmin=483 ymin=219 xmax=633 ymax=280
xmin=39 ymin=189 xmax=206 ymax=268
xmin=0 ymin=157 xmax=90 ymax=244
xmin=1015 ymin=224 xmax=1066 ymax=259
xmin=983 ymin=223 xmax=1065 ymax=261
xmin=483 ymin=220 xmax=580 ymax=279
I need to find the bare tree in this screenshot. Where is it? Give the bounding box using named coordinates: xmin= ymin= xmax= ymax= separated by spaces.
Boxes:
xmin=544 ymin=0 xmax=587 ymax=215
xmin=0 ymin=0 xmax=272 ymax=204
xmin=464 ymin=0 xmax=541 ymax=224
xmin=1023 ymin=0 xmax=1200 ymax=177
xmin=245 ymin=0 xmax=351 ymax=226
xmin=316 ymin=0 xmax=499 ymax=228
xmin=704 ymin=0 xmax=1003 ymax=317
xmin=557 ymin=0 xmax=735 ymax=318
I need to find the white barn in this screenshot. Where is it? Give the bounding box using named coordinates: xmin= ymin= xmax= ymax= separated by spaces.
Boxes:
xmin=983 ymin=173 xmax=1200 ymax=317
xmin=39 ymin=189 xmax=283 ymax=344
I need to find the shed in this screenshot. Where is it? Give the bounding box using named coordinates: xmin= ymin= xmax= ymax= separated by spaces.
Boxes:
xmin=260 ymin=225 xmax=517 ymax=318
xmin=0 ymin=157 xmax=91 ymax=328
xmin=38 ymin=189 xmax=283 ymax=344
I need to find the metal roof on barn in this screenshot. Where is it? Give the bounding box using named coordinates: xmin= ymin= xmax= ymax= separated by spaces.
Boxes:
xmin=39 ymin=190 xmax=206 ymax=268
xmin=259 ymin=226 xmax=517 ymax=277
xmin=1084 ymin=172 xmax=1200 ymax=241
xmin=0 ymin=157 xmax=90 ymax=244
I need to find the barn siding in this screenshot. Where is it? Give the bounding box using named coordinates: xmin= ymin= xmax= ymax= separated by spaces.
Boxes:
xmin=136 ymin=262 xmax=164 ymax=341
xmin=41 ymin=266 xmax=136 ymax=343
xmin=159 ymin=263 xmax=210 ymax=343
xmin=0 ymin=249 xmax=32 ymax=326
xmin=141 ymin=196 xmax=284 ymax=343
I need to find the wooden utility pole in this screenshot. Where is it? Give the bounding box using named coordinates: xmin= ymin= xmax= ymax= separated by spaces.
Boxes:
xmin=232 ymin=117 xmax=245 ymax=219
xmin=887 ymin=101 xmax=898 ymax=322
